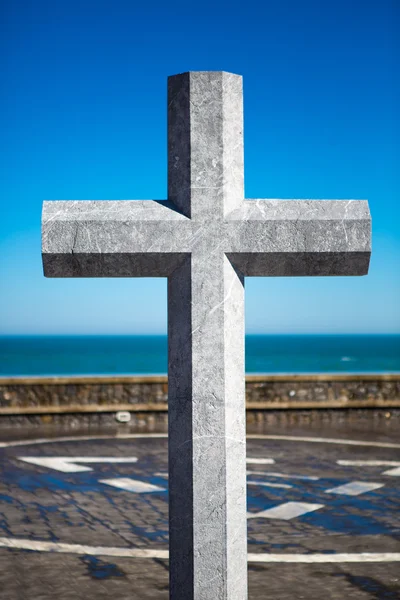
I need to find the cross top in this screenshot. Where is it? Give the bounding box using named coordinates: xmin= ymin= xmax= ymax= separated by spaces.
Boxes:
xmin=168 ymin=71 xmax=244 ymax=220
xmin=42 ymin=71 xmax=371 ymax=600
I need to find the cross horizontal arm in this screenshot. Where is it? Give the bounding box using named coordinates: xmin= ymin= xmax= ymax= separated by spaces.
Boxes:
xmin=226 ymin=199 xmax=371 ymax=276
xmin=42 ymin=200 xmax=190 ymax=277
xmin=42 ymin=198 xmax=371 ymax=278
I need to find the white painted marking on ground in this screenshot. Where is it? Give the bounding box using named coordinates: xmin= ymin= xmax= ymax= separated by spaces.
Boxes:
xmin=247 ymin=501 xmax=324 ymax=520
xmin=382 ymin=467 xmax=400 ymax=476
xmin=17 ymin=456 xmax=138 ymax=473
xmin=154 ymin=472 xmax=168 ymax=478
xmin=18 ymin=457 xmax=92 ymax=473
xmin=247 ymin=552 xmax=400 ymax=563
xmin=100 ymin=478 xmax=166 ymax=493
xmin=1 ymin=433 xmax=399 ymax=449
xmin=246 ymin=470 xmax=319 ymax=481
xmin=0 ymin=433 xmax=168 ymax=449
xmin=0 ymin=537 xmax=168 ymax=558
xmin=325 ymin=481 xmax=384 ymax=496
xmin=247 ymin=435 xmax=400 ymax=449
xmin=246 ymin=458 xmax=275 ymax=465
xmin=247 ymin=480 xmax=292 ymax=490
xmin=337 ymin=460 xmax=400 ymax=467
xmin=0 ymin=537 xmax=398 ymax=563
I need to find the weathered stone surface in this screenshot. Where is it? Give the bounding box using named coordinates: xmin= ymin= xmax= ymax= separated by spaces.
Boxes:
xmin=1 ymin=376 xmax=399 ymax=411
xmin=41 ymin=71 xmax=371 ymax=600
xmin=42 ymin=197 xmax=370 ymax=277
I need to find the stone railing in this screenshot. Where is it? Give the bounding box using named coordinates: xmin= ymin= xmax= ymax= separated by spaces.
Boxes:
xmin=0 ymin=374 xmax=398 ymax=431
xmin=0 ymin=373 xmax=399 ymax=413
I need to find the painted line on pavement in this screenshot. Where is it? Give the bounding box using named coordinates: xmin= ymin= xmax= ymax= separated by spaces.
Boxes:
xmin=247 ymin=552 xmax=400 ymax=564
xmin=247 ymin=501 xmax=324 ymax=520
xmin=247 ymin=435 xmax=400 ymax=449
xmin=100 ymin=478 xmax=166 ymax=493
xmin=325 ymin=481 xmax=384 ymax=496
xmin=17 ymin=456 xmax=138 ymax=473
xmin=1 ymin=537 xmax=399 ymax=563
xmin=246 ymin=458 xmax=275 ymax=465
xmin=0 ymin=434 xmax=168 ymax=449
xmin=0 ymin=537 xmax=168 ymax=558
xmin=383 ymin=467 xmax=400 ymax=476
xmin=247 ymin=480 xmax=292 ymax=490
xmin=246 ymin=471 xmax=319 ymax=481
xmin=1 ymin=433 xmax=400 ymax=448
xmin=337 ymin=460 xmax=400 ymax=467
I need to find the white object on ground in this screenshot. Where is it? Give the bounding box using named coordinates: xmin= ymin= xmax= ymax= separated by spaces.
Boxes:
xmin=337 ymin=460 xmax=400 ymax=467
xmin=1 ymin=537 xmax=399 ymax=563
xmin=383 ymin=467 xmax=400 ymax=476
xmin=100 ymin=477 xmax=166 ymax=493
xmin=247 ymin=501 xmax=324 ymax=520
xmin=246 ymin=458 xmax=275 ymax=464
xmin=17 ymin=456 xmax=138 ymax=473
xmin=247 ymin=480 xmax=292 ymax=490
xmin=325 ymin=481 xmax=384 ymax=496
xmin=246 ymin=470 xmax=319 ymax=481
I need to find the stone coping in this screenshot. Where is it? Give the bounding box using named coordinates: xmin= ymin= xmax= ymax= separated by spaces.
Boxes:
xmin=0 ymin=399 xmax=399 ymax=415
xmin=1 ymin=373 xmax=399 ymax=385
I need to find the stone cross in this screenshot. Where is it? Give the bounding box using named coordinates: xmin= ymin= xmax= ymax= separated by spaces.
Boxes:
xmin=42 ymin=71 xmax=371 ymax=600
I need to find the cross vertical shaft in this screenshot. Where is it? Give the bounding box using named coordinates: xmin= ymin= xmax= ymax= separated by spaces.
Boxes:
xmin=167 ymin=72 xmax=248 ymax=599
xmin=168 ymin=256 xmax=246 ymax=600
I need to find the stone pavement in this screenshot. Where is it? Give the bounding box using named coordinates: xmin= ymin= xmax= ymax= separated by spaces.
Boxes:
xmin=0 ymin=427 xmax=399 ymax=599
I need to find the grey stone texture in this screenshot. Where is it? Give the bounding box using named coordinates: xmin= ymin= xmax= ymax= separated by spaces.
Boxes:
xmin=1 ymin=376 xmax=398 ymax=412
xmin=41 ymin=71 xmax=371 ymax=600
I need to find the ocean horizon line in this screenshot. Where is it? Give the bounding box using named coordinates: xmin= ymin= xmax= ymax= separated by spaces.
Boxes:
xmin=1 ymin=333 xmax=399 ymax=338
xmin=2 ymin=370 xmax=400 ymax=379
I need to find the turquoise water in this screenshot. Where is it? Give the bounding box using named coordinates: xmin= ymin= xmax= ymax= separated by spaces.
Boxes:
xmin=0 ymin=335 xmax=399 ymax=376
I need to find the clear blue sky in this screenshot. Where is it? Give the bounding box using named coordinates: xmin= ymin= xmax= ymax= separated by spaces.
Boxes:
xmin=0 ymin=0 xmax=398 ymax=335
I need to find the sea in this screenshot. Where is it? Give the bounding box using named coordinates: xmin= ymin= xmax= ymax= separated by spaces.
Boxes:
xmin=0 ymin=335 xmax=399 ymax=377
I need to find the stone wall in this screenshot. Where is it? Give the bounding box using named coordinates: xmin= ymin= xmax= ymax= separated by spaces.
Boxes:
xmin=0 ymin=375 xmax=398 ymax=432
xmin=245 ymin=375 xmax=400 ymax=407
xmin=0 ymin=377 xmax=169 ymax=412
xmin=0 ymin=374 xmax=399 ymax=412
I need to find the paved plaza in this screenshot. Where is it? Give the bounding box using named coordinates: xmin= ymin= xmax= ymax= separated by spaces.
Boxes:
xmin=0 ymin=427 xmax=399 ymax=599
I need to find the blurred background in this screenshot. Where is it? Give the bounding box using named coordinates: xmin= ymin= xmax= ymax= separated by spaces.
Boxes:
xmin=0 ymin=5 xmax=399 ymax=600
xmin=0 ymin=0 xmax=399 ymax=374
